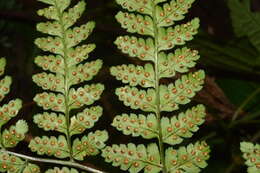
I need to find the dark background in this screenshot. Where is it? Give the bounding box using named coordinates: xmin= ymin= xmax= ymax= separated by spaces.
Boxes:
xmin=0 ymin=0 xmax=260 ymax=172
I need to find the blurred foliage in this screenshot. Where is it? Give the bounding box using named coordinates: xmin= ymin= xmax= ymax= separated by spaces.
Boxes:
xmin=0 ymin=0 xmax=259 ymax=173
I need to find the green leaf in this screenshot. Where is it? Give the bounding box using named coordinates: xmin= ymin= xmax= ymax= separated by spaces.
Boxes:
xmin=114 ymin=36 xmax=155 ymax=62
xmin=161 ymin=105 xmax=206 ymax=145
xmin=0 ymin=99 xmax=22 ymax=127
xmin=68 ymin=84 xmax=104 ymax=109
xmin=0 ymin=58 xmax=6 ymax=76
xmin=111 ymin=63 xmax=155 ymax=88
xmin=72 ymin=130 xmax=108 ymax=160
xmin=67 ymin=44 xmax=96 ymax=67
xmin=0 ymin=153 xmax=25 ymax=172
xmin=29 ymin=135 xmax=70 ymax=159
xmin=23 ymin=163 xmax=41 ymax=173
xmin=160 ymin=70 xmax=205 ymax=112
xmin=62 ymin=1 xmax=86 ymax=29
xmin=68 ymin=59 xmax=103 ymax=87
xmin=158 ymin=18 xmax=200 ymax=51
xmin=35 ymin=36 xmax=64 ymax=55
xmin=37 ymin=6 xmax=59 ymax=20
xmin=35 ymin=55 xmax=65 ymax=74
xmin=0 ymin=76 xmax=12 ymax=102
xmin=115 ymin=0 xmax=153 ymax=15
xmin=228 ymin=0 xmax=260 ymax=52
xmin=33 ymin=112 xmax=67 ymax=133
xmin=112 ymin=113 xmax=158 ymax=139
xmin=34 ymin=92 xmax=65 ymax=113
xmin=102 ymin=143 xmax=162 ymax=173
xmin=240 ymin=142 xmax=260 ymax=173
xmin=37 ymin=0 xmax=55 ymax=6
xmin=33 ymin=73 xmax=64 ymax=93
xmin=116 ymin=86 xmax=156 ymax=112
xmin=2 ymin=120 xmax=28 ymax=148
xmin=165 ymin=141 xmax=210 ymax=173
xmin=69 ymin=106 xmax=103 ymax=136
xmin=45 ymin=167 xmax=79 ymax=173
xmin=156 ymin=0 xmax=196 ymax=27
xmin=116 ymin=12 xmax=154 ymax=37
xmin=158 ymin=47 xmax=200 ymax=78
xmin=65 ymin=22 xmax=95 ymax=48
xmin=55 ymin=0 xmax=70 ymax=13
xmin=37 ymin=21 xmax=62 ymax=37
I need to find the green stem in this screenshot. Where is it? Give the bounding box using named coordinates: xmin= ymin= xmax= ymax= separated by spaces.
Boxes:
xmin=152 ymin=2 xmax=166 ymax=173
xmin=3 ymin=150 xmax=107 ymax=173
xmin=53 ymin=2 xmax=73 ymax=161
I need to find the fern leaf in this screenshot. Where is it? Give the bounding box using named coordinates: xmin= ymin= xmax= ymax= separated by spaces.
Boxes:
xmin=156 ymin=0 xmax=196 ymax=27
xmin=114 ymin=36 xmax=155 ymax=62
xmin=115 ymin=0 xmax=153 ymax=15
xmin=33 ymin=73 xmax=65 ymax=93
xmin=102 ymin=143 xmax=162 ymax=173
xmin=45 ymin=167 xmax=78 ymax=173
xmin=29 ymin=135 xmax=70 ymax=159
xmin=2 ymin=120 xmax=28 ymax=148
xmin=68 ymin=60 xmax=103 ymax=86
xmin=0 ymin=76 xmax=12 ymax=102
xmin=69 ymin=106 xmax=103 ymax=136
xmin=160 ymin=70 xmax=205 ymax=112
xmin=37 ymin=21 xmax=62 ymax=37
xmin=62 ymin=1 xmax=86 ymax=29
xmin=165 ymin=141 xmax=210 ymax=173
xmin=33 ymin=112 xmax=67 ymax=133
xmin=35 ymin=36 xmax=64 ymax=55
xmin=229 ymin=0 xmax=260 ymax=52
xmin=116 ymin=86 xmax=156 ymax=112
xmin=72 ymin=130 xmax=108 ymax=160
xmin=66 ymin=44 xmax=96 ymax=67
xmin=35 ymin=55 xmax=65 ymax=74
xmin=116 ymin=12 xmax=154 ymax=36
xmin=0 ymin=99 xmax=22 ymax=127
xmin=161 ymin=105 xmax=206 ymax=145
xmin=112 ymin=113 xmax=158 ymax=139
xmin=0 ymin=153 xmax=25 ymax=173
xmin=158 ymin=18 xmax=200 ymax=51
xmin=34 ymin=92 xmax=65 ymax=112
xmin=111 ymin=64 xmax=155 ymax=88
xmin=65 ymin=22 xmax=95 ymax=48
xmin=158 ymin=48 xmax=200 ymax=78
xmin=23 ymin=163 xmax=41 ymax=173
xmin=240 ymin=142 xmax=260 ymax=173
xmin=37 ymin=6 xmax=59 ymax=20
xmin=68 ymin=84 xmax=104 ymax=109
xmin=0 ymin=58 xmax=6 ymax=76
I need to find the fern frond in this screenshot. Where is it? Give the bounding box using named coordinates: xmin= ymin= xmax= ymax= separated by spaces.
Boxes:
xmin=102 ymin=143 xmax=162 ymax=173
xmin=111 ymin=64 xmax=155 ymax=88
xmin=165 ymin=141 xmax=210 ymax=172
xmin=112 ymin=113 xmax=158 ymax=139
xmin=114 ymin=36 xmax=155 ymax=62
xmin=33 ymin=112 xmax=67 ymax=133
xmin=105 ymin=0 xmax=210 ymax=172
xmin=0 ymin=76 xmax=12 ymax=102
xmin=0 ymin=99 xmax=22 ymax=127
xmin=72 ymin=130 xmax=108 ymax=160
xmin=2 ymin=120 xmax=28 ymax=148
xmin=158 ymin=48 xmax=200 ymax=78
xmin=116 ymin=86 xmax=156 ymax=112
xmin=161 ymin=105 xmax=206 ymax=145
xmin=33 ymin=0 xmax=108 ymax=164
xmin=29 ymin=135 xmax=70 ymax=159
xmin=240 ymin=142 xmax=260 ymax=173
xmin=69 ymin=106 xmax=103 ymax=136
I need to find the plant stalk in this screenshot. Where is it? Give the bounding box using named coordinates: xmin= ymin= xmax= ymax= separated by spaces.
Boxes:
xmin=3 ymin=150 xmax=107 ymax=173
xmin=54 ymin=1 xmax=73 ymax=161
xmin=152 ymin=2 xmax=167 ymax=173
